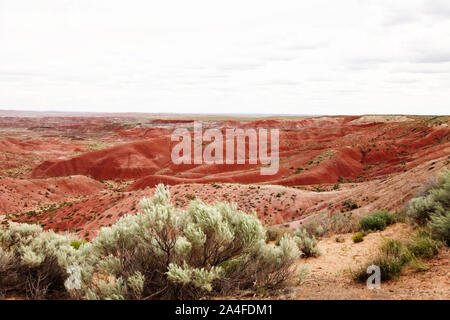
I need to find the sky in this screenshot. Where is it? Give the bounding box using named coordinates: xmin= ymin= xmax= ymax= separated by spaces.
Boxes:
xmin=0 ymin=0 xmax=449 ymax=115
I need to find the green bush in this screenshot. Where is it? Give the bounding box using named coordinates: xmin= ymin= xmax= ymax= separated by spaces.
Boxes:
xmin=407 ymin=231 xmax=441 ymax=259
xmin=360 ymin=210 xmax=396 ymax=232
xmin=369 ymin=255 xmax=404 ymax=281
xmin=380 ymin=239 xmax=409 ymax=262
xmin=352 ymin=232 xmax=364 ymax=243
xmin=70 ymin=240 xmax=87 ymax=250
xmin=293 ymin=228 xmax=320 ymax=257
xmin=360 ymin=215 xmax=386 ymax=231
xmin=407 ymin=197 xmax=436 ymax=225
xmin=352 ymin=255 xmax=404 ymax=282
xmin=372 ymin=210 xmax=397 ymax=225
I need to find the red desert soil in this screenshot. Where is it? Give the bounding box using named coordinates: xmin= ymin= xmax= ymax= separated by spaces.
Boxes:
xmin=0 ymin=175 xmax=104 ymax=215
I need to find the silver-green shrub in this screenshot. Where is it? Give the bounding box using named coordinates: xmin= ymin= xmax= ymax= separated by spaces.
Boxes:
xmin=0 ymin=224 xmax=79 ymax=299
xmin=72 ymin=184 xmax=300 ymax=299
xmin=429 ymin=211 xmax=450 ymax=245
xmin=407 ymin=169 xmax=450 ymax=244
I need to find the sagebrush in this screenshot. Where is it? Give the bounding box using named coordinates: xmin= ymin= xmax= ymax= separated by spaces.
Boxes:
xmin=76 ymin=184 xmax=301 ymax=299
xmin=0 ymin=184 xmax=301 ymax=300
xmin=407 ymin=169 xmax=449 ymax=244
xmin=0 ymin=224 xmax=80 ymax=299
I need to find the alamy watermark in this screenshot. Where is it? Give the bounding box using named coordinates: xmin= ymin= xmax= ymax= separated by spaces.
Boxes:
xmin=366 ymin=264 xmax=381 ymax=290
xmin=171 ymin=121 xmax=279 ymax=175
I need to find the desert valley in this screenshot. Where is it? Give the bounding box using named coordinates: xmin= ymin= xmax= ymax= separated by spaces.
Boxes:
xmin=0 ymin=111 xmax=449 ymax=299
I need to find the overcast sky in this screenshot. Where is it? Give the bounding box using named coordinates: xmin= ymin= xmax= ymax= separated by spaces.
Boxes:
xmin=0 ymin=0 xmax=449 ymax=115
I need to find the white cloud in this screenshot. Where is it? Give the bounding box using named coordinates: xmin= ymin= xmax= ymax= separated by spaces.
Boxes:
xmin=0 ymin=0 xmax=449 ymax=115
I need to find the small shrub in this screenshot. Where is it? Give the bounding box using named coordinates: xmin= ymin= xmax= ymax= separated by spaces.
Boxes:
xmin=429 ymin=211 xmax=450 ymax=245
xmin=294 ymin=228 xmax=320 ymax=257
xmin=407 ymin=231 xmax=441 ymax=259
xmin=342 ymin=199 xmax=358 ymax=211
xmin=372 ymin=210 xmax=397 ymax=225
xmin=407 ymin=169 xmax=449 ymax=226
xmin=371 ymin=255 xmax=404 ymax=281
xmin=186 ymin=194 xmax=196 ymax=200
xmin=360 ymin=210 xmax=396 ymax=232
xmin=330 ymin=212 xmax=360 ymax=234
xmin=380 ymin=239 xmax=409 ymax=261
xmin=360 ymin=215 xmax=386 ymax=231
xmin=407 ymin=196 xmax=437 ymax=225
xmin=296 ymin=266 xmax=310 ymax=284
xmin=352 ymin=232 xmax=364 ymax=243
xmin=300 ymin=213 xmax=330 ymax=238
xmin=406 ymin=169 xmax=449 ymax=245
xmin=70 ymin=240 xmax=87 ymax=250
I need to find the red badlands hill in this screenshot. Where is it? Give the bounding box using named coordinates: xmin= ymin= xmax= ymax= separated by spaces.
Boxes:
xmin=0 ymin=175 xmax=104 ymax=215
xmin=32 ymin=137 xmax=172 ymax=180
xmin=31 ymin=116 xmax=450 ymax=190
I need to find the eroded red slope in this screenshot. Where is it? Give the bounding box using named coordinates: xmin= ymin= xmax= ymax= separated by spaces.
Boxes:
xmin=0 ymin=175 xmax=104 ymax=215
xmin=30 ymin=117 xmax=450 ymax=191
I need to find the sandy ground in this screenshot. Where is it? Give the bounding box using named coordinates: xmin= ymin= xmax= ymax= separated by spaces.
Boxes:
xmin=292 ymin=224 xmax=449 ymax=300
